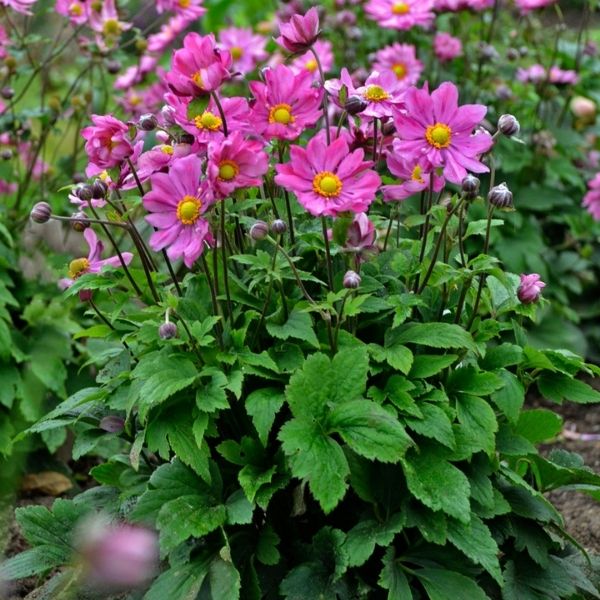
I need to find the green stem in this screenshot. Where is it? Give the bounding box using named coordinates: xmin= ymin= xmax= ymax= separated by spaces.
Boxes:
xmin=309 ymin=47 xmax=331 ymax=145
xmin=321 ymin=216 xmax=334 ymax=291
xmin=220 ymin=202 xmax=233 ymax=322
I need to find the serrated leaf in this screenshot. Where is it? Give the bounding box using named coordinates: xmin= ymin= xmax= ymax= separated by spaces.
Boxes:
xmin=409 ymin=354 xmax=457 ymax=378
xmin=416 ymin=568 xmax=488 ymax=600
xmin=378 ymin=548 xmax=413 ymax=599
xmin=391 ymin=323 xmax=478 ymax=354
xmin=516 ymin=409 xmax=562 ymax=444
xmin=344 ymin=514 xmax=405 ymax=567
xmin=491 ymin=370 xmax=524 ymax=424
xmin=538 ymin=372 xmax=600 ymax=404
xmin=384 ymin=344 xmax=413 ymax=374
xmin=455 ymin=394 xmax=498 ymax=455
xmin=245 ymin=388 xmax=285 ymax=446
xmin=266 ymin=310 xmax=319 ymax=348
xmin=405 ymin=403 xmax=455 ymax=449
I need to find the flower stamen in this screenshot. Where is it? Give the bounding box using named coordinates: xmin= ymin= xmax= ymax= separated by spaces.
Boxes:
xmin=269 ymin=103 xmax=295 ymax=125
xmin=411 ymin=164 xmax=425 ymax=184
xmin=194 ymin=111 xmax=222 ymax=131
xmin=392 ymin=62 xmax=407 ymax=79
xmin=392 ymin=1 xmax=410 ymax=14
xmin=313 ymin=171 xmax=343 ymax=198
xmin=68 ymin=257 xmax=90 ymax=280
xmin=425 ymin=123 xmax=452 ymax=149
xmin=218 ymin=160 xmax=239 ymax=181
xmin=176 ymin=195 xmax=202 ymax=225
xmin=364 ymin=85 xmax=390 ymax=102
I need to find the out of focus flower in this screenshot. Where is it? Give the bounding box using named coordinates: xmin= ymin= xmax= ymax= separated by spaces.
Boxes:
xmin=435 ymin=0 xmax=494 ymax=9
xmin=218 ymin=27 xmax=267 ymax=75
xmin=364 ymin=0 xmax=436 ymax=31
xmin=59 ymin=228 xmax=133 ymax=289
xmin=275 ymin=135 xmax=381 ymax=217
xmin=249 ymin=64 xmax=323 ymax=141
xmin=81 ymin=114 xmax=134 ymax=174
xmin=433 ymin=32 xmax=463 ymax=62
xmin=290 ymin=40 xmax=333 ymax=81
xmin=571 ymin=96 xmax=596 ymax=121
xmin=343 ymin=270 xmax=361 ymax=289
xmin=517 ymin=274 xmax=546 ymax=304
xmin=144 ymin=154 xmax=214 ymax=267
xmin=276 ymin=6 xmax=320 ymax=53
xmin=0 ymin=0 xmax=36 ymax=15
xmin=514 ymin=0 xmax=556 ymax=15
xmin=516 ymin=64 xmax=546 ymax=84
xmin=393 ymin=82 xmax=493 ymax=184
xmin=549 ymin=66 xmax=579 ymax=86
xmin=372 ymin=43 xmax=423 ymax=89
xmin=88 ymin=0 xmax=131 ymax=48
xmin=55 ymin=0 xmax=88 ymax=24
xmin=146 ymin=15 xmax=193 ymax=54
xmin=583 ymin=173 xmax=600 ymax=221
xmin=155 ymin=0 xmax=205 ymax=19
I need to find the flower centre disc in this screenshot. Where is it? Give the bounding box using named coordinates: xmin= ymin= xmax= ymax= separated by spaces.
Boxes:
xmin=269 ymin=104 xmax=294 ymax=125
xmin=305 ymin=59 xmax=318 ymax=73
xmin=103 ymin=18 xmax=120 ymax=36
xmin=177 ymin=195 xmax=202 ymax=225
xmin=393 ymin=62 xmax=407 ymax=79
xmin=68 ymin=257 xmax=90 ymax=279
xmin=392 ymin=2 xmax=410 ymax=14
xmin=179 ymin=0 xmax=190 ymax=7
xmin=364 ymin=85 xmax=390 ymax=102
xmin=194 ymin=111 xmax=222 ymax=131
xmin=231 ymin=46 xmax=243 ymax=60
xmin=218 ymin=160 xmax=239 ymax=181
xmin=411 ymin=164 xmax=425 ymax=184
xmin=160 ymin=145 xmax=174 ymax=155
xmin=192 ymin=71 xmax=203 ymax=87
xmin=313 ymin=171 xmax=343 ymax=198
xmin=425 ymin=123 xmax=452 ymax=149
xmin=69 ymin=2 xmax=82 ymax=16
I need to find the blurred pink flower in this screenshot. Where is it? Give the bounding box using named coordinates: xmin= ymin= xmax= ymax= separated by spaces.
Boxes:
xmin=54 ymin=0 xmax=88 ymax=24
xmin=372 ymin=43 xmax=423 ymax=89
xmin=218 ymin=27 xmax=267 ymax=75
xmin=155 ymin=0 xmax=205 ymax=19
xmin=433 ymin=32 xmax=463 ymax=62
xmin=517 ymin=274 xmax=546 ymax=304
xmin=583 ymin=173 xmax=600 ymax=220
xmin=276 ymin=6 xmax=320 ymax=53
xmin=290 ymin=40 xmax=333 ymax=81
xmin=515 ymin=0 xmax=556 ymax=14
xmin=365 ymin=0 xmax=435 ymax=30
xmin=0 ymin=0 xmax=36 ymax=15
xmin=81 ymin=114 xmax=134 ymax=173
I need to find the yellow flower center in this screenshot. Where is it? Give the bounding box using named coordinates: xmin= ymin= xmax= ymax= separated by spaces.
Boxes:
xmin=68 ymin=257 xmax=90 ymax=280
xmin=411 ymin=164 xmax=425 ymax=184
xmin=392 ymin=62 xmax=407 ymax=79
xmin=269 ymin=103 xmax=294 ymax=125
xmin=69 ymin=2 xmax=83 ymax=16
xmin=425 ymin=123 xmax=452 ymax=149
xmin=102 ymin=18 xmax=121 ymax=37
xmin=99 ymin=170 xmax=110 ymax=182
xmin=129 ymin=94 xmax=141 ymax=106
xmin=179 ymin=0 xmax=190 ymax=7
xmin=218 ymin=160 xmax=239 ymax=181
xmin=192 ymin=71 xmax=203 ymax=87
xmin=91 ymin=0 xmax=101 ymax=11
xmin=160 ymin=145 xmax=174 ymax=155
xmin=194 ymin=111 xmax=222 ymax=131
xmin=364 ymin=85 xmax=389 ymax=102
xmin=176 ymin=195 xmax=202 ymax=225
xmin=313 ymin=171 xmax=343 ymax=198
xmin=305 ymin=59 xmax=318 ymax=73
xmin=231 ymin=46 xmax=243 ymax=60
xmin=392 ymin=2 xmax=410 ymax=14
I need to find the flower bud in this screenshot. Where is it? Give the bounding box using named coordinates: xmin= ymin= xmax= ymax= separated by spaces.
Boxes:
xmin=99 ymin=416 xmax=125 ymax=433
xmin=76 ymin=184 xmax=94 ymax=202
xmin=72 ymin=211 xmax=90 ymax=232
xmin=381 ymin=120 xmax=396 ymax=136
xmin=1 ymin=149 xmax=12 ymax=160
xmin=461 ymin=174 xmax=480 ymax=199
xmin=343 ymin=270 xmax=361 ymax=289
xmin=159 ymin=322 xmax=177 ymax=340
xmin=30 ymin=202 xmax=52 ymax=224
xmin=92 ymin=179 xmax=108 ymax=199
xmin=344 ymin=95 xmax=368 ymax=116
xmin=160 ymin=105 xmax=176 ymax=126
xmin=106 ymin=59 xmax=121 ymax=74
xmin=250 ymin=221 xmax=269 ymax=240
xmin=0 ymin=86 xmax=14 ymax=100
xmin=271 ymin=219 xmax=287 ymax=235
xmin=488 ymin=182 xmax=513 ymax=209
xmin=138 ymin=113 xmax=158 ymax=131
xmin=73 ymin=172 xmax=86 ymax=184
xmin=498 ymin=114 xmax=520 ymax=137
xmin=506 ymin=48 xmax=519 ymax=62
xmin=179 ymin=133 xmax=195 ymax=145
xmin=570 ymin=96 xmax=596 ymax=120
xmin=517 ymin=273 xmax=545 ymax=304
xmin=79 ymin=289 xmax=93 ymax=302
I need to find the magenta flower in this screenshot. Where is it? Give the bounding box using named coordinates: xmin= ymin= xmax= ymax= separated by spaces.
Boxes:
xmin=515 ymin=0 xmax=556 ymax=14
xmin=207 ymin=131 xmax=269 ymax=199
xmin=276 ymin=6 xmax=320 ymax=53
xmin=549 ymin=66 xmax=579 ymax=86
xmin=88 ymin=0 xmax=131 ymax=48
xmin=290 ymin=40 xmax=333 ymax=81
xmin=59 ymin=228 xmax=134 ymax=290
xmin=383 ymin=140 xmax=445 ymax=201
xmin=393 ymin=82 xmax=493 ymax=184
xmin=155 ymin=0 xmax=206 ymax=19
xmin=144 ymin=155 xmax=214 ymax=268
xmin=81 ymin=114 xmax=134 ymax=173
xmin=373 ymin=43 xmax=423 ymax=89
xmin=344 ymin=212 xmax=378 ymax=262
xmin=165 ymin=33 xmax=232 ymax=97
xmin=218 ymin=27 xmax=267 ymax=75
xmin=517 ymin=274 xmax=546 ymax=304
xmin=55 ymin=0 xmax=88 ymax=24
xmin=147 ymin=15 xmax=192 ymax=54
xmin=583 ymin=173 xmax=600 ymax=221
xmin=275 ymin=135 xmax=381 ymax=217
xmin=516 ymin=64 xmax=547 ymax=84
xmin=0 ymin=0 xmax=37 ymax=15
xmin=435 ymin=0 xmax=493 ymax=10
xmin=434 ymin=32 xmax=463 ymax=62
xmin=365 ymin=0 xmax=435 ymax=30
xmin=249 ymin=64 xmax=323 ymax=141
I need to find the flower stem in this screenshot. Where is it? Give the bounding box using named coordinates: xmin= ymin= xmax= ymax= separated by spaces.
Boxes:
xmin=321 ymin=216 xmax=334 ymax=291
xmin=309 ymin=47 xmax=331 ymax=145
xmin=220 ymin=203 xmax=233 ymax=322
xmin=211 ymin=92 xmax=229 ymax=137
xmin=277 ymin=142 xmax=296 ymax=245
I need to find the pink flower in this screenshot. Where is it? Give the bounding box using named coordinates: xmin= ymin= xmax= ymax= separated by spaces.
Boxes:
xmin=249 ymin=64 xmax=323 ymax=141
xmin=276 ymin=6 xmax=320 ymax=53
xmin=207 ymin=131 xmax=269 ymax=199
xmin=549 ymin=66 xmax=579 ymax=86
xmin=218 ymin=27 xmax=267 ymax=75
xmin=88 ymin=0 xmax=131 ymax=48
xmin=144 ymin=155 xmax=214 ymax=268
xmin=372 ymin=43 xmax=423 ymax=89
xmin=583 ymin=173 xmax=600 ymax=221
xmin=290 ymin=40 xmax=333 ymax=81
xmin=393 ymin=82 xmax=493 ymax=184
xmin=0 ymin=179 xmax=16 ymax=196
xmin=55 ymin=0 xmax=88 ymax=24
xmin=0 ymin=0 xmax=36 ymax=15
xmin=365 ymin=0 xmax=435 ymax=30
xmin=434 ymin=32 xmax=463 ymax=62
xmin=155 ymin=0 xmax=205 ymax=19
xmin=435 ymin=0 xmax=493 ymax=10
xmin=515 ymin=0 xmax=556 ymax=15
xmin=146 ymin=15 xmax=193 ymax=54
xmin=275 ymin=135 xmax=381 ymax=217
xmin=166 ymin=33 xmax=232 ymax=97
xmin=383 ymin=140 xmax=445 ymax=201
xmin=81 ymin=114 xmax=134 ymax=172
xmin=59 ymin=228 xmax=134 ymax=289
xmin=344 ymin=212 xmax=378 ymax=262
xmin=517 ymin=274 xmax=546 ymax=304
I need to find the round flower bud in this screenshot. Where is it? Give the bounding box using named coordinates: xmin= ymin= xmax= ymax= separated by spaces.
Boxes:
xmin=72 ymin=212 xmax=90 ymax=232
xmin=461 ymin=174 xmax=480 ymax=199
xmin=343 ymin=270 xmax=361 ymax=289
xmin=92 ymin=179 xmax=108 ymax=199
xmin=73 ymin=172 xmax=86 ymax=184
xmin=99 ymin=416 xmax=125 ymax=433
xmin=517 ymin=273 xmax=545 ymax=305
xmin=160 ymin=105 xmax=176 ymax=126
xmin=271 ymin=219 xmax=287 ymax=235
xmin=344 ymin=95 xmax=368 ymax=116
xmin=138 ymin=113 xmax=158 ymax=131
xmin=30 ymin=202 xmax=52 ymax=224
xmin=498 ymin=114 xmax=520 ymax=137
xmin=179 ymin=133 xmax=195 ymax=145
xmin=0 ymin=86 xmax=14 ymax=100
xmin=159 ymin=322 xmax=177 ymax=340
xmin=381 ymin=120 xmax=396 ymax=136
xmin=506 ymin=48 xmax=519 ymax=62
xmin=1 ymin=149 xmax=12 ymax=160
xmin=488 ymin=182 xmax=513 ymax=209
xmin=79 ymin=289 xmax=93 ymax=302
xmin=250 ymin=221 xmax=269 ymax=240
xmin=570 ymin=96 xmax=596 ymax=120
xmin=106 ymin=59 xmax=121 ymax=74
xmin=76 ymin=184 xmax=94 ymax=202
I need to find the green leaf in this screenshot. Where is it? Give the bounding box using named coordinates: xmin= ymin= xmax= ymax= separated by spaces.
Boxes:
xmin=409 ymin=354 xmax=457 ymax=379
xmin=481 ymin=344 xmax=523 ymax=370
xmin=416 ymin=568 xmax=488 ymax=600
xmin=538 ymin=372 xmax=600 ymax=404
xmin=516 ymin=409 xmax=562 ymax=444
xmin=238 ymin=464 xmax=276 ymax=503
xmin=186 ymin=95 xmax=210 ymax=120
xmin=328 ymin=400 xmax=412 ymax=462
xmin=225 ymin=490 xmax=253 ymax=525
xmin=344 ymin=514 xmax=404 ymax=567
xmin=405 ymin=403 xmax=455 ymax=449
xmin=455 ymin=394 xmax=498 ymax=455
xmin=491 ymin=370 xmax=524 ymax=425
xmin=384 ymin=343 xmax=413 ymax=374
xmin=266 ymin=310 xmax=319 ymax=348
xmin=245 ymin=388 xmax=285 ymax=446
xmin=209 ymin=552 xmax=241 ymax=600
xmin=256 ymin=525 xmax=280 ymax=566
xmin=0 ymin=546 xmax=68 ymax=580
xmin=378 ymin=548 xmax=413 ymax=599
xmin=447 ymin=367 xmax=505 ymax=397
xmin=196 ymin=370 xmax=229 ymax=413
xmin=391 ymin=323 xmax=478 ymax=354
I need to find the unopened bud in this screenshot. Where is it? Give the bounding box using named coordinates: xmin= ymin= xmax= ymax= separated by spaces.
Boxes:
xmin=1 ymin=149 xmax=12 ymax=160
xmin=506 ymin=48 xmax=519 ymax=62
xmin=488 ymin=182 xmax=513 ymax=209
xmin=344 ymin=95 xmax=368 ymax=116
xmin=381 ymin=120 xmax=396 ymax=136
xmin=76 ymin=184 xmax=94 ymax=202
xmin=106 ymin=59 xmax=121 ymax=74
xmin=159 ymin=322 xmax=177 ymax=340
xmin=73 ymin=172 xmax=86 ymax=184
xmin=92 ymin=179 xmax=108 ymax=199
xmin=79 ymin=289 xmax=93 ymax=302
xmin=72 ymin=211 xmax=90 ymax=232
xmin=3 ymin=56 xmax=16 ymax=71
xmin=271 ymin=219 xmax=287 ymax=235
xmin=99 ymin=416 xmax=125 ymax=433
xmin=461 ymin=174 xmax=480 ymax=199
xmin=179 ymin=133 xmax=195 ymax=145
xmin=138 ymin=113 xmax=158 ymax=131
xmin=343 ymin=270 xmax=361 ymax=289
xmin=250 ymin=221 xmax=269 ymax=240
xmin=30 ymin=202 xmax=52 ymax=224
xmin=498 ymin=114 xmax=520 ymax=137
xmin=0 ymin=86 xmax=14 ymax=100
xmin=160 ymin=105 xmax=176 ymax=126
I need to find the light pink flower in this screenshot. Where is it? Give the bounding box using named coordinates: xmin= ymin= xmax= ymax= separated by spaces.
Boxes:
xmin=275 ymin=135 xmax=381 ymax=217
xmin=290 ymin=40 xmax=333 ymax=81
xmin=276 ymin=6 xmax=320 ymax=53
xmin=81 ymin=114 xmax=134 ymax=173
xmin=344 ymin=212 xmax=378 ymax=262
xmin=0 ymin=0 xmax=36 ymax=15
xmin=249 ymin=64 xmax=323 ymax=141
xmin=146 ymin=15 xmax=193 ymax=54
xmin=434 ymin=32 xmax=463 ymax=62
xmin=144 ymin=155 xmax=214 ymax=268
xmin=393 ymin=82 xmax=493 ymax=184
xmin=583 ymin=173 xmax=600 ymax=221
xmin=0 ymin=179 xmax=16 ymax=195
xmin=218 ymin=27 xmax=267 ymax=75
xmin=166 ymin=32 xmax=232 ymax=97
xmin=155 ymin=0 xmax=205 ymax=19
xmin=365 ymin=0 xmax=435 ymax=30
xmin=516 ymin=64 xmax=547 ymax=84
xmin=372 ymin=43 xmax=423 ymax=89
xmin=55 ymin=0 xmax=88 ymax=24
xmin=517 ymin=274 xmax=546 ymax=304
xmin=435 ymin=0 xmax=494 ymax=10
xmin=549 ymin=66 xmax=579 ymax=86
xmin=59 ymin=228 xmax=134 ymax=289
xmin=515 ymin=0 xmax=556 ymax=15
xmin=88 ymin=0 xmax=131 ymax=48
